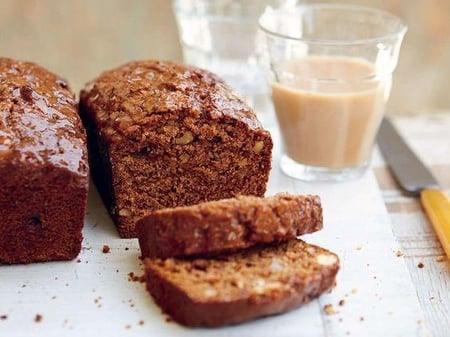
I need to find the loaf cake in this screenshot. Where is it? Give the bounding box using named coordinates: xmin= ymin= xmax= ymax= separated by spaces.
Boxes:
xmin=137 ymin=193 xmax=323 ymax=259
xmin=0 ymin=58 xmax=89 ymax=264
xmin=144 ymin=239 xmax=339 ymax=327
xmin=79 ymin=60 xmax=272 ymax=238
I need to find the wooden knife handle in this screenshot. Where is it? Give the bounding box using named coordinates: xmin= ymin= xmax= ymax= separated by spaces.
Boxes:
xmin=420 ymin=188 xmax=450 ymax=259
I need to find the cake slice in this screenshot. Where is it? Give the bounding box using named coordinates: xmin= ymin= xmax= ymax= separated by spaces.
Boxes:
xmin=144 ymin=239 xmax=339 ymax=327
xmin=137 ymin=194 xmax=322 ymax=259
xmin=79 ymin=60 xmax=272 ymax=238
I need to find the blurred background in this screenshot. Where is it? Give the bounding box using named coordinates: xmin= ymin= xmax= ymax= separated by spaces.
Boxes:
xmin=1 ymin=0 xmax=449 ymax=115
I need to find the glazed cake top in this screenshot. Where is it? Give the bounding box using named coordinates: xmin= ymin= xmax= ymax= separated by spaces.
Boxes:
xmin=80 ymin=60 xmax=265 ymax=144
xmin=0 ymin=57 xmax=87 ymax=176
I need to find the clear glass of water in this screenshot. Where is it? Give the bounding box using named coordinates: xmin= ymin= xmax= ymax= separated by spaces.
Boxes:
xmin=172 ymin=0 xmax=284 ymax=99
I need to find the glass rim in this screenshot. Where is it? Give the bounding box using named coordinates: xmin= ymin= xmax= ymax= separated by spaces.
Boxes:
xmin=258 ymin=3 xmax=408 ymax=45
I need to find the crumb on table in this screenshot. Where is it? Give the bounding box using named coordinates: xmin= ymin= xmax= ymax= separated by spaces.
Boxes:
xmin=324 ymin=304 xmax=339 ymax=315
xmin=102 ymin=245 xmax=110 ymax=254
xmin=128 ymin=272 xmax=145 ymax=283
xmin=34 ymin=314 xmax=43 ymax=323
xmin=417 ymin=262 xmax=424 ymax=268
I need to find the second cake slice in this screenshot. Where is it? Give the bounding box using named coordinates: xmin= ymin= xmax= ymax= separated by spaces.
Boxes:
xmin=137 ymin=194 xmax=323 ymax=259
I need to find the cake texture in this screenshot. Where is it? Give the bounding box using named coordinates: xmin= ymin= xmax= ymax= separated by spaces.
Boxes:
xmin=79 ymin=60 xmax=273 ymax=238
xmin=137 ymin=194 xmax=323 ymax=259
xmin=0 ymin=57 xmax=89 ymax=264
xmin=144 ymin=240 xmax=339 ymax=327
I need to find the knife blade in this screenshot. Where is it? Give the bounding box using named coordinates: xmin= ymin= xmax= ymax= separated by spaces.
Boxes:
xmin=377 ymin=118 xmax=450 ymax=258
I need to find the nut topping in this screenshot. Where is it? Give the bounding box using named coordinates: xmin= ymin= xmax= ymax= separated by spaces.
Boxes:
xmin=174 ymin=131 xmax=194 ymax=145
xmin=119 ymin=208 xmax=132 ymax=217
xmin=253 ymin=141 xmax=264 ymax=153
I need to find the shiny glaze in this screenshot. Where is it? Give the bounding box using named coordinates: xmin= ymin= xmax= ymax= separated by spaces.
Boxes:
xmin=0 ymin=58 xmax=87 ymax=176
xmin=80 ymin=60 xmax=263 ymax=145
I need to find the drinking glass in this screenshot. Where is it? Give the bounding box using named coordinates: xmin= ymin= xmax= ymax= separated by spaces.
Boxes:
xmin=259 ymin=4 xmax=407 ymax=181
xmin=172 ymin=0 xmax=285 ymax=98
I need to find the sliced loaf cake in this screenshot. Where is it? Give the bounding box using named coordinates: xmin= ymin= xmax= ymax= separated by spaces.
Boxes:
xmin=79 ymin=60 xmax=272 ymax=238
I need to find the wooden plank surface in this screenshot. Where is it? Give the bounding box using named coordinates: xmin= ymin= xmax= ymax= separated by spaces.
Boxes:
xmin=0 ymin=127 xmax=427 ymax=337
xmin=373 ymin=114 xmax=450 ymax=337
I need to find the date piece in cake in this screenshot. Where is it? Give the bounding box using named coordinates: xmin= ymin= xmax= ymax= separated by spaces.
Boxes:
xmin=80 ymin=60 xmax=272 ymax=238
xmin=137 ymin=194 xmax=323 ymax=259
xmin=144 ymin=240 xmax=339 ymax=327
xmin=0 ymin=58 xmax=89 ymax=264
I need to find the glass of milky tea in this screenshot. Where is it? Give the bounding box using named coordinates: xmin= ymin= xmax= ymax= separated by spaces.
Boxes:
xmin=259 ymin=4 xmax=407 ymax=181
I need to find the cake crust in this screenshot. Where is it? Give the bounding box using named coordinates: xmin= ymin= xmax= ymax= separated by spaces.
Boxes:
xmin=137 ymin=194 xmax=323 ymax=259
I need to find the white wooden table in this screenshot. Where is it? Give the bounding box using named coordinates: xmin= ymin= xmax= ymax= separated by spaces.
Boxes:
xmin=1 ymin=114 xmax=448 ymax=337
xmin=373 ymin=113 xmax=450 ymax=337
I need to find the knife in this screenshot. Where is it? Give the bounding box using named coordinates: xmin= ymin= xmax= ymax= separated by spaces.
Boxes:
xmin=377 ymin=118 xmax=450 ymax=258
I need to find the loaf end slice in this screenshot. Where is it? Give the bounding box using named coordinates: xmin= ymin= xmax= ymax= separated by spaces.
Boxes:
xmin=144 ymin=240 xmax=339 ymax=327
xmin=137 ymin=193 xmax=323 ymax=259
